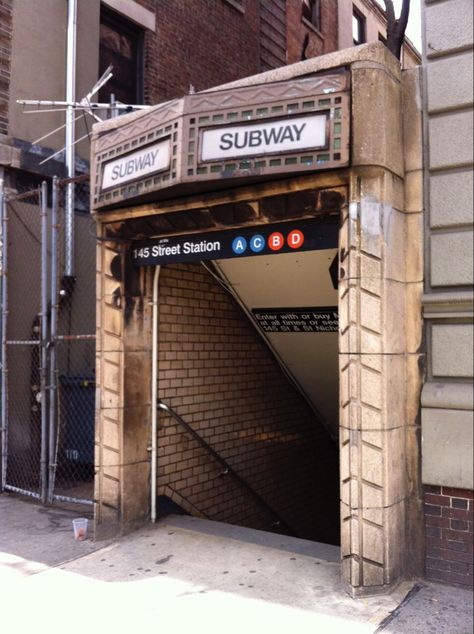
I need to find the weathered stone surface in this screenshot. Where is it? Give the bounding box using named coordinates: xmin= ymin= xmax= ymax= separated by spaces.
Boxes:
xmin=100 ymin=474 xmax=120 ymax=508
xmin=431 ymin=230 xmax=474 ymax=287
xmin=425 ymin=0 xmax=473 ymax=57
xmin=352 ymin=167 xmax=404 ymax=211
xmin=429 ymin=111 xmax=474 ymax=171
xmin=432 ymin=323 xmax=474 ymax=377
xmin=422 ymin=381 xmax=474 ymax=410
xmin=102 ymin=359 xmax=120 ymax=393
xmin=122 ymin=462 xmax=151 ymax=525
xmin=427 ymin=52 xmax=474 ymax=112
xmin=352 ymin=68 xmax=403 ymax=177
xmin=422 ymin=407 xmax=474 ymax=489
xmin=101 ymin=446 xmax=121 ymax=481
xmin=430 ymin=169 xmax=474 ymax=228
xmin=102 ymin=418 xmax=120 ymax=452
xmin=338 ymin=125 xmax=423 ymax=591
xmin=405 ymin=214 xmax=424 ymax=284
xmin=404 ymin=171 xmax=423 ymax=214
xmin=402 ymin=67 xmax=423 ymax=173
xmin=384 ymin=501 xmax=405 ymax=584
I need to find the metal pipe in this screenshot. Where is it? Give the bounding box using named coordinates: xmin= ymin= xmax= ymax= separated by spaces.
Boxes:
xmin=157 ymin=400 xmax=297 ymax=537
xmin=18 ymin=100 xmax=149 ymax=110
xmin=65 ymin=0 xmax=77 ymax=277
xmin=53 ymin=494 xmax=93 ymax=506
xmin=0 ymin=178 xmax=7 ymax=491
xmin=47 ymin=177 xmax=59 ymax=503
xmin=4 ymin=484 xmax=41 ymax=499
xmin=150 ymin=265 xmax=160 ymax=522
xmin=56 ymin=334 xmax=96 ymax=341
xmin=40 ymin=181 xmax=49 ymax=503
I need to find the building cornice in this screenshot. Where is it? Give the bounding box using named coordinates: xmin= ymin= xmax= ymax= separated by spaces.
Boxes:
xmin=423 ymin=291 xmax=474 ymax=319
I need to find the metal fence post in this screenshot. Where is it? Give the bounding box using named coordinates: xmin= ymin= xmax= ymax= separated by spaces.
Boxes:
xmin=0 ymin=178 xmax=7 ymax=491
xmin=40 ymin=181 xmax=49 ymax=503
xmin=48 ymin=177 xmax=59 ymax=503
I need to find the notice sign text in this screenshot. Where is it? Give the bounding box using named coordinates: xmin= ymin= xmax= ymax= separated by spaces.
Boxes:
xmin=102 ymin=139 xmax=171 ymax=189
xmin=200 ymin=114 xmax=327 ymax=162
xmin=252 ymin=307 xmax=338 ymax=333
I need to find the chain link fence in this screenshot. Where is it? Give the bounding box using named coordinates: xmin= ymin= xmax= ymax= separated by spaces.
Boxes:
xmin=52 ymin=176 xmax=96 ymax=504
xmin=0 ymin=175 xmax=96 ymax=506
xmin=1 ymin=184 xmax=43 ymax=498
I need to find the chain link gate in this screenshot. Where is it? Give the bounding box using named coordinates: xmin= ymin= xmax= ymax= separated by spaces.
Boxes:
xmin=0 ymin=175 xmax=96 ymax=506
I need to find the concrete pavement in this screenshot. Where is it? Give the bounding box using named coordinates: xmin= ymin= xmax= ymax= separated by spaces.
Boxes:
xmin=0 ymin=492 xmax=472 ymax=633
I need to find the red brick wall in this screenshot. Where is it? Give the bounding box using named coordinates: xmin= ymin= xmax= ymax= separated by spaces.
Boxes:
xmin=156 ymin=263 xmax=340 ymax=544
xmin=424 ymin=485 xmax=474 ymax=587
xmin=287 ymin=0 xmax=339 ymax=65
xmin=136 ymin=0 xmax=261 ymax=104
xmin=0 ymin=0 xmax=12 ymax=135
xmin=260 ymin=0 xmax=287 ymax=71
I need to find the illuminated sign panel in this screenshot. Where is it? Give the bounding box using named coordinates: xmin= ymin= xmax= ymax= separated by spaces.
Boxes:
xmin=200 ymin=114 xmax=328 ymax=162
xmin=102 ymin=139 xmax=171 ymax=189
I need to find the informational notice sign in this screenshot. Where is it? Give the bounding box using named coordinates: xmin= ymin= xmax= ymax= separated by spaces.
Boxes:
xmin=130 ymin=218 xmax=338 ymax=267
xmin=102 ymin=139 xmax=171 ymax=189
xmin=252 ymin=307 xmax=338 ymax=333
xmin=200 ymin=114 xmax=328 ymax=162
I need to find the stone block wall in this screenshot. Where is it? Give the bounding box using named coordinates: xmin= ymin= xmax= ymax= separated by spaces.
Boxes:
xmin=338 ymin=50 xmax=424 ymax=595
xmin=421 ymin=0 xmax=474 ymax=587
xmin=156 ymin=263 xmax=340 ymax=545
xmin=424 ymin=485 xmax=473 ymax=587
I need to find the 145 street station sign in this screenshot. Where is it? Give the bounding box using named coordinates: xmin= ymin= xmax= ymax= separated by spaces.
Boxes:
xmin=131 ymin=218 xmax=338 ymax=266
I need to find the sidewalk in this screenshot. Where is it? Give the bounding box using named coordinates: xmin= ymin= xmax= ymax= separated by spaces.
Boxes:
xmin=0 ymin=493 xmax=472 ymax=633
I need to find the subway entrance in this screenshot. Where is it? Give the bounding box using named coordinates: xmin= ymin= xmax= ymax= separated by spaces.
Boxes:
xmin=137 ymin=211 xmax=341 ymax=546
xmin=92 ymin=49 xmax=425 ymax=593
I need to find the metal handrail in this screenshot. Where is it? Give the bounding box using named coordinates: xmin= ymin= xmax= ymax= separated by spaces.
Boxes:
xmin=157 ymin=401 xmax=297 ymax=537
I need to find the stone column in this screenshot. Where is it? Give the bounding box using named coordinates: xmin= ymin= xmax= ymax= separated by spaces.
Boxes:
xmin=94 ymin=224 xmax=153 ymax=539
xmin=339 ymin=54 xmax=423 ymax=594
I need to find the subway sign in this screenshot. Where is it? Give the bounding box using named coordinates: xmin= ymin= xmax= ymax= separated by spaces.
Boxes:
xmin=102 ymin=139 xmax=171 ymax=189
xmin=200 ymin=114 xmax=328 ymax=162
xmin=131 ymin=219 xmax=338 ymax=267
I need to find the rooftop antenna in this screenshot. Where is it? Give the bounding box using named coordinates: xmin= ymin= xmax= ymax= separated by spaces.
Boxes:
xmin=17 ymin=66 xmax=149 ymax=276
xmin=17 ymin=66 xmax=149 ymax=165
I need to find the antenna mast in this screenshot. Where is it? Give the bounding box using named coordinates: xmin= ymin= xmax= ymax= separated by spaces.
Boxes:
xmin=65 ymin=0 xmax=77 ymax=278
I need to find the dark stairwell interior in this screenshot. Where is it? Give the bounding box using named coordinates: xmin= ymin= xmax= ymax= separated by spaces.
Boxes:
xmin=156 ymin=261 xmax=340 ymax=546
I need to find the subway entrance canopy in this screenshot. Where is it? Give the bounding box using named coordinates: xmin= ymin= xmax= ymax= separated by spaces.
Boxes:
xmin=91 ymin=43 xmax=424 ymax=597
xmin=92 ymin=70 xmax=349 ymax=210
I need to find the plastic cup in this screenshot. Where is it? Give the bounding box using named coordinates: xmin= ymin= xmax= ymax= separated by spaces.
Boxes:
xmin=72 ymin=517 xmax=88 ymax=541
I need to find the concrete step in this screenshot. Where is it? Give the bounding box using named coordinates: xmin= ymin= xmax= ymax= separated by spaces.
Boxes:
xmin=164 ymin=514 xmax=340 ymax=562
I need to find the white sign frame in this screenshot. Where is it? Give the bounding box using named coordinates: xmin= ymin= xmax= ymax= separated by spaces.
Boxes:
xmin=199 ymin=113 xmax=329 ymax=163
xmin=102 ymin=139 xmax=171 ymax=190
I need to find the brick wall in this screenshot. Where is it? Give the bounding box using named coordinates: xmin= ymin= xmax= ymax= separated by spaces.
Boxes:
xmin=0 ymin=0 xmax=12 ymax=135
xmin=287 ymin=0 xmax=338 ymax=65
xmin=424 ymin=485 xmax=474 ymax=587
xmin=156 ymin=263 xmax=340 ymax=545
xmin=260 ymin=0 xmax=287 ymax=71
xmin=137 ymin=0 xmax=261 ymax=104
